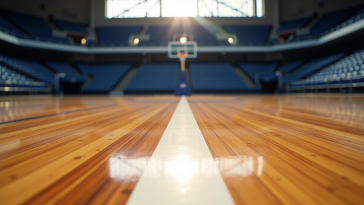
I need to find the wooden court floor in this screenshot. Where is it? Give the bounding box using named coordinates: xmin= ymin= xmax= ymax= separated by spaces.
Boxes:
xmin=0 ymin=94 xmax=363 ymax=205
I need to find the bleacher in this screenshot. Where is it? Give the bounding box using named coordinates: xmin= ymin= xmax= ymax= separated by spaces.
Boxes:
xmin=0 ymin=55 xmax=55 ymax=85
xmin=222 ymin=25 xmax=271 ymax=45
xmin=96 ymin=26 xmax=142 ymax=46
xmin=277 ymin=17 xmax=311 ymax=33
xmin=280 ymin=60 xmax=305 ymax=73
xmin=0 ymin=15 xmax=24 ymax=36
xmin=45 ymin=61 xmax=77 ymax=75
xmin=141 ymin=25 xmax=225 ymax=46
xmin=0 ymin=62 xmax=50 ymax=92
xmin=0 ymin=5 xmax=363 ymax=47
xmin=182 ymin=26 xmax=223 ymax=46
xmin=283 ymin=53 xmax=345 ymax=85
xmin=238 ymin=61 xmax=280 ymax=82
xmin=190 ymin=63 xmax=259 ymax=92
xmin=288 ymin=49 xmax=364 ymax=90
xmin=310 ymin=7 xmax=358 ymax=37
xmin=141 ymin=25 xmax=180 ymax=46
xmin=53 ymin=19 xmax=89 ymax=34
xmin=77 ymin=62 xmax=131 ymax=92
xmin=0 ymin=9 xmax=70 ymax=44
xmin=124 ymin=63 xmax=179 ymax=93
xmin=291 ymin=6 xmax=361 ymax=42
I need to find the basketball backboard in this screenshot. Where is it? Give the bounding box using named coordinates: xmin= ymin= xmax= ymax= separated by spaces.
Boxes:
xmin=168 ymin=41 xmax=197 ymax=59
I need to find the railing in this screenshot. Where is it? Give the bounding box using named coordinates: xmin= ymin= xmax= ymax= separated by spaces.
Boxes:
xmin=0 ymin=80 xmax=51 ymax=94
xmin=285 ymin=75 xmax=364 ymax=93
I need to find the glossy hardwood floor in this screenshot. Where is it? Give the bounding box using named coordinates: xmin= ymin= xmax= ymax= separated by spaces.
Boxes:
xmin=189 ymin=94 xmax=364 ymax=205
xmin=0 ymin=94 xmax=363 ymax=205
xmin=0 ymin=96 xmax=179 ymax=205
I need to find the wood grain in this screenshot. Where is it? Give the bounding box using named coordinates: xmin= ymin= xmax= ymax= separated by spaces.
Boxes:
xmin=0 ymin=96 xmax=179 ymax=205
xmin=188 ymin=94 xmax=364 ymax=205
xmin=1 ymin=94 xmax=364 ymax=205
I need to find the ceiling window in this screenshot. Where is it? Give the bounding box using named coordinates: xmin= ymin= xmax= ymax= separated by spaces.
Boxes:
xmin=106 ymin=0 xmax=264 ymax=18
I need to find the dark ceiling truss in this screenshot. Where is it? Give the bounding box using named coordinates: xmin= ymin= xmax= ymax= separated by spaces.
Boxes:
xmin=215 ymin=0 xmax=250 ymax=17
xmin=145 ymin=0 xmax=160 ymax=17
xmin=115 ymin=0 xmax=148 ymax=18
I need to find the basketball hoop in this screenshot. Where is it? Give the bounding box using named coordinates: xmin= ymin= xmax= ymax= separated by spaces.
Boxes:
xmin=178 ymin=52 xmax=187 ymax=61
xmin=168 ymin=41 xmax=197 ymax=72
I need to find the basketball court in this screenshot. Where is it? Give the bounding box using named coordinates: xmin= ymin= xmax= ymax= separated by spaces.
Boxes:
xmin=1 ymin=0 xmax=364 ymax=204
xmin=1 ymin=94 xmax=363 ymax=204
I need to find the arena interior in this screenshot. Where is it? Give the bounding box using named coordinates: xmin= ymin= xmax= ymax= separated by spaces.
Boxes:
xmin=0 ymin=0 xmax=364 ymax=204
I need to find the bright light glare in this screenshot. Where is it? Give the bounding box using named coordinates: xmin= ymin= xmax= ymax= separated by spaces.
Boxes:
xmin=171 ymin=154 xmax=194 ymax=184
xmin=181 ymin=188 xmax=186 ymax=193
xmin=228 ymin=37 xmax=234 ymax=44
xmin=133 ymin=38 xmax=139 ymax=45
xmin=180 ymin=37 xmax=187 ymax=43
xmin=256 ymin=0 xmax=264 ymax=17
xmin=81 ymin=38 xmax=86 ymax=45
xmin=162 ymin=0 xmax=197 ymax=17
xmin=106 ymin=0 xmax=263 ymax=18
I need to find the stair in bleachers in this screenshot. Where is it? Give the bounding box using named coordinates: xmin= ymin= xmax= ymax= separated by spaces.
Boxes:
xmin=233 ymin=67 xmax=256 ymax=87
xmin=238 ymin=61 xmax=280 ymax=82
xmin=45 ymin=61 xmax=78 ymax=75
xmin=77 ymin=62 xmax=131 ymax=92
xmin=124 ymin=63 xmax=179 ymax=94
xmin=280 ymin=60 xmax=305 ymax=74
xmin=111 ymin=67 xmax=139 ymax=95
xmin=190 ymin=62 xmax=260 ymax=93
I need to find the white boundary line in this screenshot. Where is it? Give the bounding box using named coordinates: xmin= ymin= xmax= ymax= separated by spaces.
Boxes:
xmin=127 ymin=96 xmax=235 ymax=205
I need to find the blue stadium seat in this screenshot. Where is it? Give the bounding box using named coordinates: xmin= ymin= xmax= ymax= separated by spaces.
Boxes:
xmin=142 ymin=25 xmax=226 ymax=46
xmin=124 ymin=63 xmax=179 ymax=92
xmin=53 ymin=19 xmax=89 ymax=34
xmin=45 ymin=61 xmax=77 ymax=75
xmin=283 ymin=53 xmax=345 ymax=85
xmin=190 ymin=62 xmax=259 ymax=92
xmin=281 ymin=60 xmax=305 ymax=73
xmin=277 ymin=17 xmax=312 ymax=33
xmin=96 ymin=26 xmax=142 ymax=46
xmin=0 ymin=15 xmax=24 ymax=35
xmin=77 ymin=62 xmax=131 ymax=92
xmin=0 ymin=55 xmax=55 ymax=85
xmin=0 ymin=9 xmax=70 ymax=44
xmin=296 ymin=49 xmax=364 ymax=85
xmin=182 ymin=26 xmax=222 ymax=46
xmin=0 ymin=64 xmax=33 ymax=82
